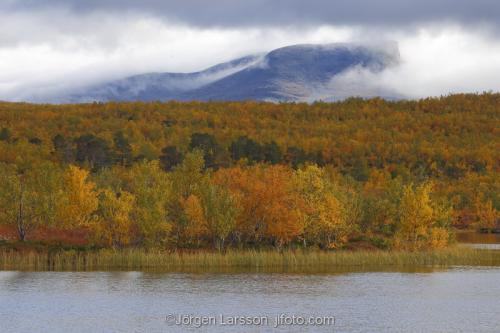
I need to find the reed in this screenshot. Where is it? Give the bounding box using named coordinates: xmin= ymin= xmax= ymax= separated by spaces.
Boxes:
xmin=1 ymin=247 xmax=500 ymax=272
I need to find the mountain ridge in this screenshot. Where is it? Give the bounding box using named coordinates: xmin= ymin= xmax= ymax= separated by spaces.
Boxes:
xmin=63 ymin=42 xmax=400 ymax=103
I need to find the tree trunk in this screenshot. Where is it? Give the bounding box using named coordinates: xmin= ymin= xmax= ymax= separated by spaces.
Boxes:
xmin=214 ymin=237 xmax=225 ymax=252
xmin=18 ymin=227 xmax=26 ymax=241
xmin=17 ymin=194 xmax=26 ymax=241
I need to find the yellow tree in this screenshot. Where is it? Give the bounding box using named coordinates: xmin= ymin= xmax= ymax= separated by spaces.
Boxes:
xmin=396 ymin=182 xmax=435 ymax=249
xmin=58 ymin=165 xmax=99 ymax=227
xmin=94 ymin=189 xmax=135 ymax=248
xmin=182 ymin=194 xmax=209 ymax=244
xmin=182 ymin=179 xmax=239 ymax=250
xmin=215 ymin=165 xmax=303 ymax=248
xmin=293 ymin=165 xmax=351 ymax=248
xmin=474 ymin=197 xmax=499 ymax=230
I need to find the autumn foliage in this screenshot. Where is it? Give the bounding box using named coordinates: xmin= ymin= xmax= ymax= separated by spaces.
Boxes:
xmin=0 ymin=94 xmax=498 ymax=250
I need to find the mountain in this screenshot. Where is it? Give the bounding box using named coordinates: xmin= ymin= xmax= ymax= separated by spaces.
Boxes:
xmin=64 ymin=43 xmax=400 ymax=103
xmin=66 ymin=55 xmax=262 ymax=103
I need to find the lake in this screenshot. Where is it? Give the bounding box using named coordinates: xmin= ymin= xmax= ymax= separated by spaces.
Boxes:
xmin=1 ymin=268 xmax=500 ymax=332
xmin=456 ymin=231 xmax=500 ymax=250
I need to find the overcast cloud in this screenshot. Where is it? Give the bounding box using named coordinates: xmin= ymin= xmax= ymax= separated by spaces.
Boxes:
xmin=4 ymin=0 xmax=500 ymax=28
xmin=1 ymin=0 xmax=499 ymax=101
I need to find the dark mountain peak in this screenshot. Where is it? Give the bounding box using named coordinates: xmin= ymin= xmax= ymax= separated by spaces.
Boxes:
xmin=265 ymin=42 xmax=398 ymax=71
xmin=61 ymin=42 xmax=400 ymax=103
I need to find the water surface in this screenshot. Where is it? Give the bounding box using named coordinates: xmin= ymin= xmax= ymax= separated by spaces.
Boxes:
xmin=1 ymin=267 xmax=499 ymax=332
xmin=456 ymin=231 xmax=500 ymax=250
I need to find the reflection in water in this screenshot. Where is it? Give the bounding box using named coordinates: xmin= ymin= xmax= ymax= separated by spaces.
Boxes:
xmin=456 ymin=231 xmax=500 ymax=244
xmin=1 ymin=268 xmax=500 ymax=333
xmin=461 ymin=243 xmax=500 ymax=250
xmin=456 ymin=231 xmax=500 ymax=250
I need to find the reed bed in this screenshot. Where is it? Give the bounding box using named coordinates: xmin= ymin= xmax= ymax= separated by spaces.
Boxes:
xmin=1 ymin=247 xmax=500 ymax=272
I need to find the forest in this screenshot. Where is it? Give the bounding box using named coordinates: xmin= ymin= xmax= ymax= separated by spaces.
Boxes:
xmin=0 ymin=93 xmax=498 ymax=251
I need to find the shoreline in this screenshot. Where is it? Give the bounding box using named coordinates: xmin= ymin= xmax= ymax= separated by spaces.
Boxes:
xmin=1 ymin=247 xmax=500 ymax=273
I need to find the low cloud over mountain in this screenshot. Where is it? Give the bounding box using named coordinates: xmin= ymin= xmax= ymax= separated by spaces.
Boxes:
xmin=60 ymin=43 xmax=400 ymax=103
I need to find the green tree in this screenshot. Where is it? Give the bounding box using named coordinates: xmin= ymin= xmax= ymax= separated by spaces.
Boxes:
xmin=229 ymin=136 xmax=264 ymax=163
xmin=263 ymin=141 xmax=283 ymax=164
xmin=0 ymin=128 xmax=12 ymax=142
xmin=170 ymin=150 xmax=208 ymax=198
xmin=52 ymin=134 xmax=75 ymax=163
xmin=198 ymin=184 xmax=240 ymax=251
xmin=0 ymin=163 xmax=62 ymax=241
xmin=113 ymin=131 xmax=133 ymax=166
xmin=128 ymin=160 xmax=173 ymax=247
xmin=189 ymin=133 xmax=221 ymax=168
xmin=159 ymin=146 xmax=183 ymax=171
xmin=169 ymin=150 xmax=209 ymax=245
xmin=75 ymin=134 xmax=113 ymax=170
xmin=285 ymin=146 xmax=307 ymax=169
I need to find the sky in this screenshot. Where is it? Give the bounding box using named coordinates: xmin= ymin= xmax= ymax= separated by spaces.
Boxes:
xmin=1 ymin=0 xmax=500 ymax=101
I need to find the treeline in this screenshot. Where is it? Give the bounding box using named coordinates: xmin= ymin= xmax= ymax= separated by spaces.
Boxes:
xmin=0 ymin=153 xmax=452 ymax=250
xmin=0 ymin=94 xmax=498 ymax=250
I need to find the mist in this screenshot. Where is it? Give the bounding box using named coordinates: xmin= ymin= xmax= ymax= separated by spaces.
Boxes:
xmin=1 ymin=3 xmax=500 ymax=101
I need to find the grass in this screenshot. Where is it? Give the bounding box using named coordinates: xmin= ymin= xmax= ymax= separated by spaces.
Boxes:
xmin=1 ymin=246 xmax=500 ymax=272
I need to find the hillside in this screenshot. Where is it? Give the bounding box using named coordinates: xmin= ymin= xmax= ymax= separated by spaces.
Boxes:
xmin=0 ymin=95 xmax=498 ymax=242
